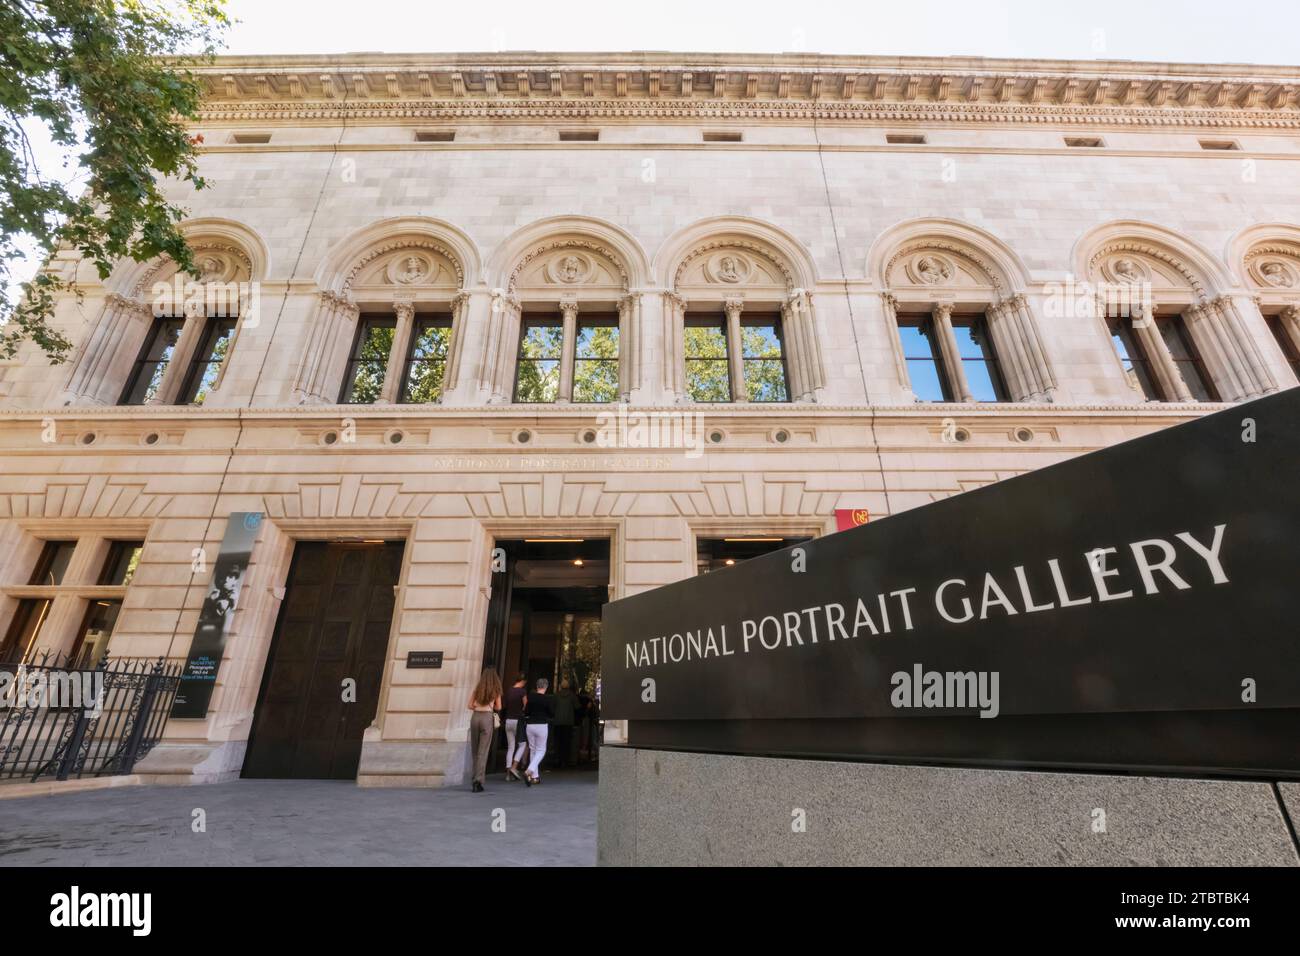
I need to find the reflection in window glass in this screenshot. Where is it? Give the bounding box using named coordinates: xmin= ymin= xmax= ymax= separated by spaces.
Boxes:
xmin=121 ymin=318 xmax=185 ymax=405
xmin=898 ymin=321 xmax=950 ymax=402
xmin=180 ymin=318 xmax=237 ymax=405
xmin=70 ymin=599 xmax=122 ymax=669
xmin=402 ymin=318 xmax=452 ymax=403
xmin=99 ymin=541 xmax=144 ymax=586
xmin=573 ymin=318 xmax=619 ymax=403
xmin=30 ymin=541 xmax=76 ymax=586
xmin=1160 ymin=317 xmax=1218 ymax=402
xmin=340 ymin=317 xmax=396 ymax=404
xmin=515 ymin=319 xmax=563 ymax=403
xmin=685 ymin=316 xmax=730 ymax=402
xmin=740 ymin=316 xmax=788 ymax=402
xmin=0 ymin=599 xmax=53 ymax=662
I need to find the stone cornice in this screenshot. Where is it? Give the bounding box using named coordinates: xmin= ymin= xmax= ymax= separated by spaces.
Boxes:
xmin=0 ymin=401 xmax=1227 ymax=422
xmin=189 ymin=52 xmax=1300 ymax=130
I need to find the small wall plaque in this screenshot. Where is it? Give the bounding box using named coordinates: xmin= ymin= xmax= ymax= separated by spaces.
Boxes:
xmin=406 ymin=651 xmax=444 ymax=669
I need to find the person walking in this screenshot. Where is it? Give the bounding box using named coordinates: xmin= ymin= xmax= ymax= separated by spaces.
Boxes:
xmin=522 ymin=677 xmax=554 ymax=787
xmin=502 ymin=672 xmax=528 ymax=780
xmin=467 ymin=669 xmax=502 ymax=793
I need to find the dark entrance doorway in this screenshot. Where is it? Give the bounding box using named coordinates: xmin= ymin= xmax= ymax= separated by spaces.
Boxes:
xmin=483 ymin=538 xmax=609 ymax=771
xmin=243 ymin=540 xmax=403 ymax=779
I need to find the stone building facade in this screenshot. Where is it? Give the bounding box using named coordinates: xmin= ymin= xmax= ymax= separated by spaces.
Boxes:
xmin=1 ymin=52 xmax=1298 ymax=786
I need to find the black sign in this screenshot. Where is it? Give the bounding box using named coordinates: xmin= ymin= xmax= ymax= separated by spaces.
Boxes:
xmin=406 ymin=651 xmax=444 ymax=669
xmin=600 ymin=390 xmax=1300 ymax=775
xmin=171 ymin=512 xmax=263 ymax=718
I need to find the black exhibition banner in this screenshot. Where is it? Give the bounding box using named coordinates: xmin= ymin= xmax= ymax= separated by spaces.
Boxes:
xmin=601 ymin=389 xmax=1300 ymax=761
xmin=171 ymin=512 xmax=264 ymax=718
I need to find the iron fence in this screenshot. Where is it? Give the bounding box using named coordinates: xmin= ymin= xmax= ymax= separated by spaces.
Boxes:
xmin=0 ymin=649 xmax=183 ymax=782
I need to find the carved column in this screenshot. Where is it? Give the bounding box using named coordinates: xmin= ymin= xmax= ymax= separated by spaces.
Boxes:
xmin=617 ymin=293 xmax=640 ymax=402
xmin=1184 ymin=300 xmax=1246 ymax=400
xmin=556 ymin=295 xmax=579 ymax=403
xmin=148 ymin=311 xmax=206 ymax=406
xmin=1216 ymin=295 xmax=1276 ymax=396
xmin=65 ymin=293 xmax=149 ymax=404
xmin=780 ymin=294 xmax=807 ymax=402
xmin=782 ymin=288 xmax=823 ymax=403
xmin=1133 ymin=305 xmax=1192 ymax=402
xmin=880 ymin=293 xmax=911 ymax=394
xmin=1011 ymin=294 xmax=1058 ymax=401
xmin=723 ymin=297 xmax=745 ymax=402
xmin=293 ymin=291 xmax=359 ymax=404
xmin=931 ymin=302 xmax=973 ymax=402
xmin=442 ymin=291 xmax=471 ymax=395
xmin=378 ymin=297 xmax=416 ymax=403
xmin=486 ymin=289 xmax=522 ymax=403
xmin=663 ymin=292 xmax=686 ymax=402
xmin=984 ymin=299 xmax=1033 ymax=401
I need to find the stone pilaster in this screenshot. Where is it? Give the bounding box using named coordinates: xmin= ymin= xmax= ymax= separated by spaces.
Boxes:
xmin=292 ymin=291 xmax=359 ymax=404
xmin=617 ymin=293 xmax=641 ymax=402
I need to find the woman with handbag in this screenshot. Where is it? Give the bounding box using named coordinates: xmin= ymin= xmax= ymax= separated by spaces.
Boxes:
xmin=467 ymin=669 xmax=503 ymax=793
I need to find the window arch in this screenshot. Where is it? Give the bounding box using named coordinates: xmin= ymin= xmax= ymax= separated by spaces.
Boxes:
xmin=1229 ymin=224 xmax=1300 ymax=387
xmin=658 ymin=218 xmax=823 ymax=404
xmin=1078 ymin=222 xmax=1275 ymax=403
xmin=489 ymin=218 xmax=648 ymax=405
xmin=61 ymin=219 xmax=268 ymax=407
xmin=302 ymin=217 xmax=479 ymax=405
xmin=870 ymin=219 xmax=1052 ymax=405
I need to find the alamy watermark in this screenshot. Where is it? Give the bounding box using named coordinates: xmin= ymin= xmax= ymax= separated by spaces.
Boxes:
xmin=595 ymin=403 xmax=706 ymax=459
xmin=0 ymin=666 xmax=104 ymax=715
xmin=151 ymin=275 xmax=260 ymax=327
xmin=891 ymin=663 xmax=1000 ymax=718
xmin=1042 ymin=275 xmax=1153 ymax=320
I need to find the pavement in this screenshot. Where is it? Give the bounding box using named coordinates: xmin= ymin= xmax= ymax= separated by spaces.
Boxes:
xmin=0 ymin=769 xmax=597 ymax=866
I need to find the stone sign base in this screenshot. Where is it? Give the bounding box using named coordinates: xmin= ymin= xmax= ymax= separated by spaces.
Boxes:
xmin=597 ymin=746 xmax=1300 ymax=866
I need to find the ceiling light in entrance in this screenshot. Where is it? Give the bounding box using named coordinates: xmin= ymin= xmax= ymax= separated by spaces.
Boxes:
xmin=524 ymin=538 xmax=585 ymax=543
xmin=723 ymin=537 xmax=784 ymax=543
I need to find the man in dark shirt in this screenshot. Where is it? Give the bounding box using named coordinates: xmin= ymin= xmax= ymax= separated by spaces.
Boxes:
xmin=502 ymin=673 xmax=528 ymax=780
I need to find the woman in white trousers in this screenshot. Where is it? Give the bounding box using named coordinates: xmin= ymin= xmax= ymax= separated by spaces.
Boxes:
xmin=522 ymin=677 xmax=554 ymax=786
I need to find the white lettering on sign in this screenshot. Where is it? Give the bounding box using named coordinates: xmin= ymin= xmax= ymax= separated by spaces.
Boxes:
xmin=620 ymin=524 xmax=1230 ymax=669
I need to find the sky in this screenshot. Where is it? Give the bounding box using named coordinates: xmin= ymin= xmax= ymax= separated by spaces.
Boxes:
xmin=221 ymin=0 xmax=1300 ymax=64
xmin=7 ymin=0 xmax=1300 ymax=296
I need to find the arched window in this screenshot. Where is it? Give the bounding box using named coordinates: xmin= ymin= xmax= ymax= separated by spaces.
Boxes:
xmin=61 ymin=224 xmax=265 ymax=407
xmin=662 ymin=227 xmax=823 ymax=404
xmin=497 ymin=236 xmax=637 ymax=405
xmin=876 ymin=228 xmax=1052 ymax=404
xmin=1236 ymin=231 xmax=1300 ymax=388
xmin=297 ymin=220 xmax=474 ymax=405
xmin=1084 ymin=230 xmax=1276 ymax=403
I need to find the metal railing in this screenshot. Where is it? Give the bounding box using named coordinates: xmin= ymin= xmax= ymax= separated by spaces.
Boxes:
xmin=0 ymin=649 xmax=183 ymax=783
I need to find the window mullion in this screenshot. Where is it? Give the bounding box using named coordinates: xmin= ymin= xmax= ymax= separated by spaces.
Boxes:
xmin=724 ymin=298 xmax=745 ymax=402
xmin=1134 ymin=307 xmax=1192 ymax=401
xmin=151 ymin=314 xmax=204 ymax=405
xmin=932 ymin=303 xmax=974 ymax=403
xmin=557 ymin=297 xmax=579 ymax=403
xmin=380 ymin=300 xmax=416 ymax=403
